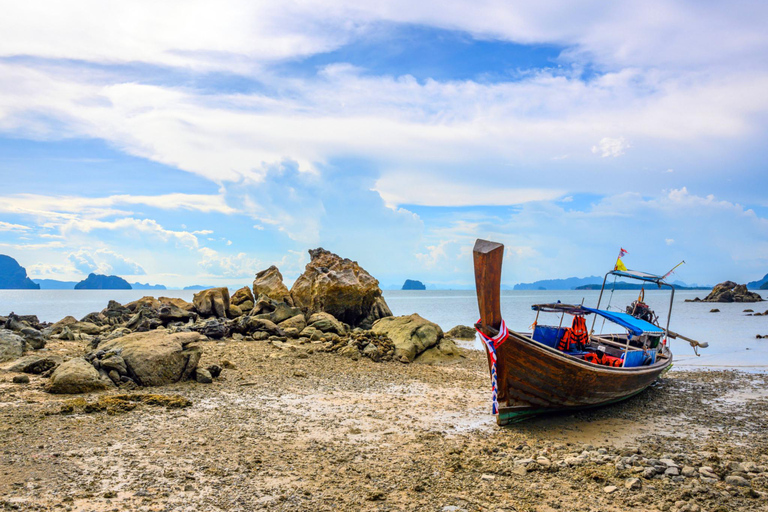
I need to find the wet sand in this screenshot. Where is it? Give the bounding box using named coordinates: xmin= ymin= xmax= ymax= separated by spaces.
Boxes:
xmin=1 ymin=339 xmax=767 ymax=511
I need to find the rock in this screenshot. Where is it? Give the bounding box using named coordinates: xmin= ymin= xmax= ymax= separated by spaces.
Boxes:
xmin=725 ymin=475 xmax=750 ymax=486
xmin=49 ymin=316 xmax=77 ymax=335
xmin=278 ymin=313 xmax=307 ymax=332
xmin=0 ymin=255 xmax=40 ymax=289
xmin=665 ymin=466 xmax=680 ymax=476
xmin=71 ymin=321 xmax=102 ymax=335
xmin=201 ymin=318 xmax=228 ymax=339
xmin=195 ymin=368 xmax=213 ymax=384
xmin=253 ymin=265 xmax=293 ymax=305
xmin=231 ymin=286 xmax=255 ymax=307
xmin=96 ymin=331 xmax=203 ymax=387
xmin=6 ymin=354 xmax=62 ymax=374
xmin=603 ymin=485 xmax=618 ymax=494
xmin=193 ymin=287 xmax=231 ymax=318
xmin=228 ymin=304 xmax=243 ymax=318
xmin=47 ymin=357 xmax=113 ymax=394
xmin=290 ymin=248 xmax=392 ymax=328
xmin=414 ymin=338 xmax=462 ymax=364
xmin=307 ymin=312 xmax=346 ymax=334
xmin=12 ymin=375 xmax=30 ymax=384
xmin=283 ymin=327 xmax=299 ymax=338
xmin=100 ymin=354 xmax=127 ymax=375
xmin=445 ymin=325 xmax=476 ymax=340
xmin=700 ymin=281 xmax=764 ymax=303
xmin=158 ymin=304 xmax=195 ymax=324
xmin=339 ymin=345 xmax=360 ymax=359
xmin=625 ymin=477 xmax=642 ymax=490
xmin=0 ymin=329 xmax=25 ymax=362
xmin=234 ymin=316 xmax=283 ymax=337
xmin=682 ymin=466 xmax=696 ymax=477
xmin=699 ymin=467 xmax=720 ymax=480
xmin=371 ymin=314 xmax=443 ymax=362
xmin=362 ymin=342 xmax=381 ymax=361
xmin=710 ymin=308 xmax=720 ymax=313
xmin=19 ymin=327 xmax=46 ymax=350
xmin=207 ymin=364 xmax=222 ymax=378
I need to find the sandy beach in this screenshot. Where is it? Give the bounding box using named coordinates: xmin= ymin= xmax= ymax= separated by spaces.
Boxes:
xmin=2 ymin=338 xmax=766 ymax=512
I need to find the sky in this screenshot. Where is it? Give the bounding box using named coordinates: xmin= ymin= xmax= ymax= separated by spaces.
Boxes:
xmin=0 ymin=1 xmax=767 ymax=289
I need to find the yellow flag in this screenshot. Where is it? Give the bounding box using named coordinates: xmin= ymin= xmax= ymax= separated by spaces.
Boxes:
xmin=615 ymin=257 xmax=627 ymax=271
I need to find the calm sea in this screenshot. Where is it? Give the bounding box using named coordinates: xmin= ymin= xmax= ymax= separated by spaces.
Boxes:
xmin=1 ymin=288 xmax=767 ymax=371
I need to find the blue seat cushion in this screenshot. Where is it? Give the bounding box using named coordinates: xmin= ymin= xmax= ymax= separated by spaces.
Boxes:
xmin=532 ymin=325 xmax=566 ymax=349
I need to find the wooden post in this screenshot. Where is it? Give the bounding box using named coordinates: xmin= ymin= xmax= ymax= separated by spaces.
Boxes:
xmin=473 ymin=239 xmax=504 ymax=337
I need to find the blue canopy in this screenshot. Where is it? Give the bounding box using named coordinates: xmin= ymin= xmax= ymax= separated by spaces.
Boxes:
xmin=582 ymin=307 xmax=664 ymax=337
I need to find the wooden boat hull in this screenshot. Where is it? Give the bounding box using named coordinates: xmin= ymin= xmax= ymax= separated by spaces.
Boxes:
xmin=491 ymin=330 xmax=673 ymax=425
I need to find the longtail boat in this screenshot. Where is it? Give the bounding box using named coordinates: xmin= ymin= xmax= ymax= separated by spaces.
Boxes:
xmin=473 ymin=239 xmax=707 ymax=425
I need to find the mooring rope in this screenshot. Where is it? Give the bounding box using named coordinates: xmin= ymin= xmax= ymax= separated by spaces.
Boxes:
xmin=475 ymin=319 xmax=509 ymax=415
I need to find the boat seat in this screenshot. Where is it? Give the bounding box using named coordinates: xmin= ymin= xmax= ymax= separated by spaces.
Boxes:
xmin=621 ymin=349 xmax=656 ymax=367
xmin=532 ymin=325 xmax=566 ymax=349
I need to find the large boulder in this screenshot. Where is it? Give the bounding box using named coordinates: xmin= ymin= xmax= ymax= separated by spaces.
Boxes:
xmin=96 ymin=331 xmax=203 ymax=387
xmin=231 ymin=286 xmax=255 ymax=307
xmin=48 ymin=316 xmax=77 ymax=335
xmin=371 ymin=314 xmax=443 ymax=362
xmin=307 ymin=312 xmax=346 ymax=335
xmin=446 ymin=325 xmax=476 ymax=340
xmin=700 ymin=281 xmax=764 ymax=303
xmin=253 ymin=266 xmax=293 ymax=305
xmin=0 ymin=329 xmax=25 ymax=362
xmin=193 ymin=287 xmax=231 ymax=318
xmin=414 ymin=338 xmax=462 ymax=365
xmin=290 ymin=248 xmax=393 ymax=329
xmin=47 ymin=357 xmax=113 ymax=394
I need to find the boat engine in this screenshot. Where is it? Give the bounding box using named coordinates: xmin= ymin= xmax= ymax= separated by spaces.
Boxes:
xmin=626 ymin=300 xmax=658 ymax=325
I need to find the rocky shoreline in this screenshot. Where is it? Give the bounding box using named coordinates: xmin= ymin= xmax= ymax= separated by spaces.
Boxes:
xmin=0 ymin=340 xmax=766 ymax=511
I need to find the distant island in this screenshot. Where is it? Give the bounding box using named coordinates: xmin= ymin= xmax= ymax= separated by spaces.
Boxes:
xmin=184 ymin=285 xmax=211 ymax=290
xmin=74 ymin=273 xmax=132 ymax=290
xmin=0 ymin=255 xmax=40 ymax=289
xmin=402 ymin=279 xmax=426 ymax=290
xmin=747 ymin=273 xmax=768 ymax=289
xmin=132 ymin=282 xmax=167 ymax=290
xmin=514 ymin=276 xmax=602 ymax=290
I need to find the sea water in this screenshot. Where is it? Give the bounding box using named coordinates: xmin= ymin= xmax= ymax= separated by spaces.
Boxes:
xmin=1 ymin=288 xmax=766 ymax=370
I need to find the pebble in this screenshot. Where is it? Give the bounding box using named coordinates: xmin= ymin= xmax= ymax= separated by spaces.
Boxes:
xmin=625 ymin=477 xmax=642 ymax=490
xmin=724 ymin=475 xmax=750 ymax=487
xmin=603 ymin=485 xmax=618 ymax=494
xmin=12 ymin=375 xmax=29 ymax=384
xmin=665 ymin=466 xmax=680 ymax=476
xmin=682 ymin=466 xmax=696 ymax=477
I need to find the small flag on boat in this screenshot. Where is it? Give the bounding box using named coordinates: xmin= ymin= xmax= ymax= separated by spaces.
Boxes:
xmin=614 ymin=248 xmax=628 ymax=271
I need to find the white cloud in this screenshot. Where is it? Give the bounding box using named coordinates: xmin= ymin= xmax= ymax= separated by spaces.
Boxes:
xmin=197 ymin=247 xmax=261 ymax=278
xmin=0 ymin=192 xmax=235 ymax=220
xmin=591 ymin=137 xmax=629 ymax=158
xmin=0 ymin=221 xmax=30 ymax=232
xmin=61 ymin=217 xmax=201 ymax=249
xmin=375 ymin=172 xmax=564 ymax=207
xmin=67 ymin=248 xmax=146 ymax=276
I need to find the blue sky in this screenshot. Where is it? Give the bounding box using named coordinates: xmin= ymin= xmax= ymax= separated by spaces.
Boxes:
xmin=1 ymin=1 xmax=767 ymax=288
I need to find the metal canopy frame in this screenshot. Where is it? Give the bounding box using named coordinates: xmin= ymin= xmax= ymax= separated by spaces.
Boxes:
xmin=591 ymin=269 xmax=675 ymax=346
